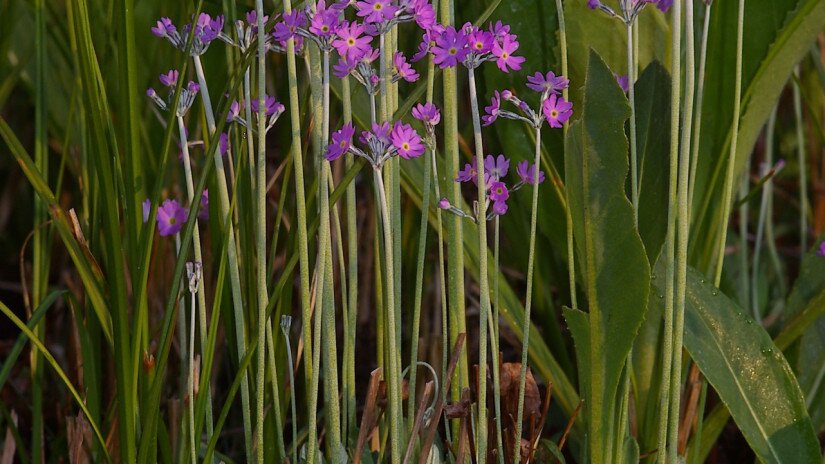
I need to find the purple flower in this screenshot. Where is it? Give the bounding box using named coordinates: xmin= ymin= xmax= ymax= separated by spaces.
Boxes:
xmin=142 ymin=199 xmax=151 ymax=223
xmin=491 ymin=200 xmax=508 ymax=215
xmin=326 ymin=123 xmax=356 ymax=161
xmin=309 ymin=7 xmax=340 ymax=37
xmin=455 ymin=161 xmax=477 ymax=183
xmin=157 ymin=199 xmax=188 ymax=237
xmin=333 ymin=22 xmax=373 ymax=61
xmin=391 ymin=122 xmax=425 ymax=159
xmin=411 ymin=0 xmax=436 ymax=30
xmin=492 ymin=35 xmax=524 ymax=72
xmin=412 ymin=102 xmax=441 ymax=126
xmin=615 ymin=73 xmax=630 ymax=93
xmin=355 ymin=0 xmax=400 ymax=24
xmin=393 ymin=52 xmax=420 ymax=82
xmin=333 ymin=57 xmax=358 ymax=78
xmin=818 ymin=241 xmax=825 ymax=257
xmin=219 ymin=132 xmax=230 ymax=156
xmin=438 ymin=198 xmax=450 ymax=209
xmin=526 ymin=71 xmax=569 ymax=95
xmin=468 ymin=30 xmax=494 ymax=55
xmin=587 ymin=0 xmax=601 ymax=9
xmin=251 ymin=95 xmax=284 ymax=117
xmin=543 ymin=94 xmax=573 ymax=128
xmin=198 ymin=190 xmax=210 ymax=221
xmin=517 ymin=160 xmax=545 ymax=185
xmin=227 ymin=100 xmax=242 ymax=122
xmin=484 ymin=154 xmax=509 ymax=180
xmin=187 ymin=81 xmax=200 ymax=94
xmin=482 ymin=91 xmax=501 ymax=127
xmin=412 ymin=26 xmax=443 ymax=62
xmin=152 ymin=17 xmax=178 ymax=37
xmin=488 ymin=181 xmax=509 ymax=202
xmin=159 ymin=69 xmax=179 ymax=88
xmin=191 ymin=13 xmax=224 ymax=44
xmin=273 ymin=10 xmax=307 ymax=50
xmin=246 ymin=10 xmax=269 ymax=32
xmin=431 ymin=26 xmax=469 ymax=69
xmin=656 ymin=0 xmax=673 ymax=12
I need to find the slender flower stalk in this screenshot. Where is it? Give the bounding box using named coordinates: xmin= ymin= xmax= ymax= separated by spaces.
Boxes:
xmin=185 ymin=262 xmax=201 ymax=464
xmin=627 ymin=21 xmax=639 ymax=221
xmin=491 ymin=216 xmax=504 ymax=464
xmin=265 ymin=325 xmax=287 ymax=459
xmin=192 ymin=54 xmax=254 ymax=459
xmin=281 ymin=316 xmax=299 ymax=464
xmin=688 ymin=1 xmax=713 ymax=221
xmin=467 ymin=67 xmax=491 ymax=462
xmin=793 ymin=65 xmax=808 ymax=256
xmin=253 ymin=0 xmax=268 ymax=460
xmin=751 ymin=107 xmax=779 ymax=320
xmin=514 ymin=123 xmax=543 ymax=464
xmin=670 ymin=0 xmax=693 ymax=459
xmin=712 ymin=0 xmax=745 ymax=287
xmin=658 ymin=0 xmax=683 ymax=458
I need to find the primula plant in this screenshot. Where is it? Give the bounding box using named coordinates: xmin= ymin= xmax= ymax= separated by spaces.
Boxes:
xmin=2 ymin=0 xmax=825 ymax=463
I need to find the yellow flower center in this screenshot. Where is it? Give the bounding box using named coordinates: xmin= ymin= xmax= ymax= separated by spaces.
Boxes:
xmin=501 ymin=52 xmax=508 ymax=59
xmin=551 ymin=110 xmax=559 ymax=118
xmin=374 ymin=3 xmax=383 ymax=10
xmin=402 ymin=143 xmax=410 ymax=150
xmin=449 ymin=47 xmax=457 ymax=55
xmin=348 ymin=38 xmax=355 ymax=45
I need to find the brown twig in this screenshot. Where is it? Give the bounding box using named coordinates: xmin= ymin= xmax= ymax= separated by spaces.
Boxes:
xmin=354 ymin=368 xmax=383 ymax=464
xmin=558 ymin=399 xmax=583 ymax=451
xmin=402 ymin=381 xmax=435 ymax=464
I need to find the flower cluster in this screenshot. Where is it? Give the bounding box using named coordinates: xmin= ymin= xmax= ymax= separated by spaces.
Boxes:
xmin=417 ymin=21 xmax=524 ymax=72
xmin=325 ymin=121 xmax=425 ymax=167
xmin=220 ymin=11 xmax=284 ymax=53
xmin=143 ymin=192 xmax=209 ymax=237
xmin=146 ymin=70 xmax=200 ymax=117
xmin=226 ymin=95 xmax=286 ymax=133
xmin=152 ymin=13 xmax=225 ymax=56
xmin=483 ymin=71 xmax=572 ymax=129
xmin=412 ymin=102 xmax=441 ymax=145
xmin=587 ymin=0 xmax=672 ymax=22
xmin=442 ymin=154 xmax=545 ymax=220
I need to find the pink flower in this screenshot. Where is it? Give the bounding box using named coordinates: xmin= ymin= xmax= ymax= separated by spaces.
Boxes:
xmin=488 ymin=181 xmax=509 ymax=202
xmin=393 ymin=52 xmax=419 ymax=82
xmin=157 ymin=199 xmax=187 ymax=237
xmin=492 ymin=35 xmax=524 ymax=72
xmin=326 ymin=123 xmax=355 ymax=161
xmin=542 ymin=94 xmax=573 ymax=128
xmin=355 ymin=0 xmax=399 ymax=24
xmin=391 ymin=122 xmax=425 ymax=159
xmin=431 ymin=26 xmax=469 ymax=69
xmin=412 ymin=102 xmax=441 ymax=126
xmin=333 ymin=22 xmax=373 ymax=61
xmin=526 ymin=71 xmax=569 ymax=95
xmin=482 ymin=91 xmax=501 ymax=127
xmin=517 ymin=160 xmax=545 ymax=185
xmin=159 ymin=69 xmax=179 ymax=87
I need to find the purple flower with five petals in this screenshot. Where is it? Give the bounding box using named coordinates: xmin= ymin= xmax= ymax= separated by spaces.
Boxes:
xmin=488 ymin=181 xmax=509 ymax=202
xmin=251 ymin=95 xmax=284 ymax=117
xmin=484 ymin=154 xmax=509 ymax=180
xmin=412 ymin=102 xmax=441 ymax=126
xmin=157 ymin=199 xmax=188 ymax=237
xmin=526 ymin=71 xmax=569 ymax=95
xmin=491 ymin=35 xmax=525 ymax=72
xmin=355 ymin=0 xmax=400 ymax=24
xmin=393 ymin=52 xmax=420 ymax=82
xmin=517 ymin=160 xmax=545 ymax=185
xmin=482 ymin=91 xmax=501 ymax=126
xmin=431 ymin=26 xmax=469 ymax=69
xmin=333 ymin=22 xmax=373 ymax=61
xmin=391 ymin=122 xmax=425 ymax=159
xmin=159 ymin=70 xmax=179 ymax=88
xmin=326 ymin=123 xmax=356 ymax=161
xmin=151 ymin=17 xmax=177 ymax=38
xmin=542 ymin=94 xmax=573 ymax=128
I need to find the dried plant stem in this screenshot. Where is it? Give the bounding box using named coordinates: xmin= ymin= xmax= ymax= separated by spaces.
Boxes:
xmin=193 ymin=55 xmax=253 ymax=459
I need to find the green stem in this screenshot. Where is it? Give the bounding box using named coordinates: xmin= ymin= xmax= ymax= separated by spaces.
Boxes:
xmin=187 ymin=282 xmax=197 ymax=464
xmin=176 ymin=115 xmax=215 ymax=445
xmin=265 ymin=325 xmax=287 ymax=460
xmin=752 ymin=108 xmax=777 ymax=321
xmin=688 ymin=3 xmax=712 ymax=221
xmin=254 ymin=0 xmax=268 ymax=460
xmin=670 ymin=0 xmax=693 ymax=460
xmin=712 ymin=0 xmax=746 ymax=287
xmin=468 ymin=67 xmax=491 ymax=463
xmin=281 ymin=319 xmax=299 ymax=464
xmin=491 ymin=217 xmax=504 ymax=464
xmin=374 ymin=168 xmax=403 ymax=463
xmin=280 ymin=0 xmax=314 ymax=458
xmin=193 ymin=55 xmax=253 ymax=459
xmin=794 ymin=65 xmax=808 ymax=256
xmin=514 ymin=123 xmax=543 ymax=464
xmin=657 ymin=0 xmax=683 ymax=458
xmin=627 ymin=22 xmax=639 ymax=221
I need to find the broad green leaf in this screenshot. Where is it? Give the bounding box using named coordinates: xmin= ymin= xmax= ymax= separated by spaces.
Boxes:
xmin=564 ymin=50 xmax=651 ymax=461
xmin=635 ymin=61 xmax=671 ymax=266
xmin=666 ymin=263 xmax=822 ymax=463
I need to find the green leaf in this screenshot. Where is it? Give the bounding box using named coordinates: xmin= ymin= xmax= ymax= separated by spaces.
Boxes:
xmin=564 ymin=50 xmax=651 ymax=461
xmin=635 ymin=61 xmax=671 ymax=265
xmin=667 ymin=263 xmax=822 ymax=463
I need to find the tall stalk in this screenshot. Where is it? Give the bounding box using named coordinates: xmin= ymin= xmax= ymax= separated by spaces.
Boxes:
xmin=793 ymin=65 xmax=808 ymax=256
xmin=670 ymin=0 xmax=694 ymax=460
xmin=176 ymin=115 xmax=215 ymax=443
xmin=253 ymin=0 xmax=268 ymax=460
xmin=657 ymin=0 xmax=683 ymax=459
xmin=514 ymin=123 xmax=543 ymax=464
xmin=688 ymin=1 xmax=713 ymax=219
xmin=193 ymin=55 xmax=253 ymax=458
xmin=712 ymin=0 xmax=746 ymax=287
xmin=280 ymin=0 xmax=315 ymax=458
xmin=186 ymin=267 xmax=198 ymax=464
xmin=440 ymin=0 xmax=469 ymax=405
xmin=374 ymin=168 xmax=403 ymax=463
xmin=491 ymin=217 xmax=504 ymax=464
xmin=627 ymin=21 xmax=639 ymax=220
xmin=467 ymin=66 xmax=491 ymax=462
xmin=752 ymin=107 xmax=778 ymax=320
